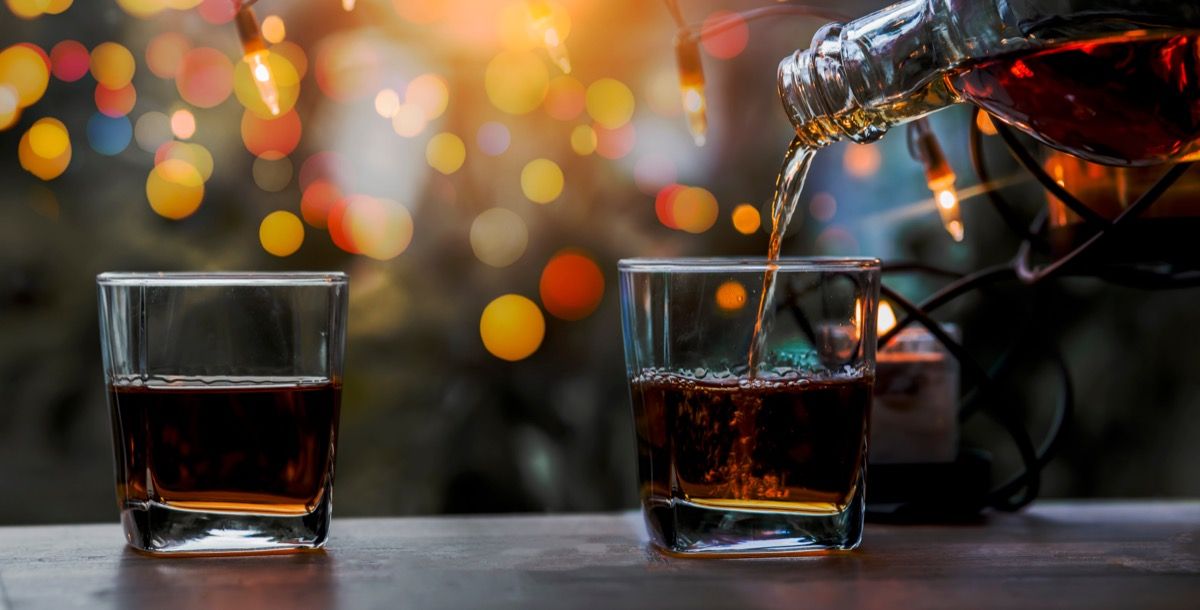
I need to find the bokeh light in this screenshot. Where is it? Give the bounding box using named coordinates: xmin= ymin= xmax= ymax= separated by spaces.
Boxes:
xmin=407 ymin=73 xmax=449 ymax=120
xmin=261 ymin=15 xmax=286 ymax=44
xmin=539 ymin=249 xmax=604 ymax=321
xmin=259 ymin=210 xmax=304 ymax=256
xmin=715 ymin=280 xmax=747 ymax=311
xmin=19 ymin=119 xmax=71 ymax=180
xmin=343 ymin=196 xmax=414 ymax=260
xmin=176 ymin=47 xmax=233 ymax=108
xmin=426 ymin=132 xmax=466 ymax=175
xmin=155 ymin=141 xmax=213 ymax=181
xmin=0 ymin=44 xmax=51 ymax=108
xmin=810 ymin=192 xmax=837 ymax=221
xmin=476 ymin=121 xmax=510 ymax=156
xmin=271 ymin=42 xmax=308 ymax=79
xmin=115 ymin=0 xmax=165 ymax=19
xmin=644 ymin=66 xmax=682 ymax=118
xmin=252 ymin=155 xmax=293 ymax=192
xmin=470 ymin=207 xmax=527 ymax=268
xmin=391 ymin=103 xmax=426 ymax=137
xmin=731 ymin=203 xmax=761 ymax=235
xmin=700 ymin=11 xmax=749 ymax=59
xmin=241 ymin=109 xmax=301 ymax=157
xmin=49 ymin=40 xmax=88 ymax=82
xmin=89 ymin=42 xmax=134 ymax=90
xmin=170 ymin=108 xmax=195 ymax=139
xmin=485 ymin=51 xmax=549 ymax=115
xmin=8 ymin=0 xmax=71 ymax=19
xmin=197 ymin=0 xmax=237 ymax=24
xmin=479 ymin=294 xmax=545 ymax=362
xmin=520 ymin=158 xmax=563 ymax=204
xmin=585 ymin=78 xmax=634 ymax=129
xmin=301 ymin=180 xmax=341 ymax=228
xmin=594 ymin=122 xmax=635 ymax=160
xmin=655 ymin=184 xmax=683 ymax=229
xmin=146 ymin=158 xmax=204 ymax=220
xmin=843 ymin=143 xmax=881 ymax=178
xmin=86 ymin=113 xmax=132 ymax=156
xmin=146 ymin=32 xmax=190 ymax=79
xmin=134 ymin=111 xmax=172 ymax=152
xmin=569 ymin=124 xmax=596 ymax=155
xmin=671 ymin=186 xmax=719 ymax=234
xmin=95 ymin=83 xmax=136 ymax=117
xmin=543 ymin=75 xmax=584 ymax=121
xmin=374 ymin=88 xmax=400 ymax=118
xmin=976 ymin=111 xmax=998 ymax=135
xmin=0 ymin=85 xmax=18 ymax=131
xmin=234 ymin=50 xmax=300 ymax=117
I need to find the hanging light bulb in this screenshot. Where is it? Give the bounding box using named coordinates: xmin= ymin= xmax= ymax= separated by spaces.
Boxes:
xmin=343 ymin=0 xmax=356 ymax=11
xmin=235 ymin=6 xmax=281 ymax=117
xmin=674 ymin=33 xmax=707 ymax=147
xmin=527 ymin=0 xmax=571 ymax=74
xmin=909 ymin=119 xmax=963 ymax=241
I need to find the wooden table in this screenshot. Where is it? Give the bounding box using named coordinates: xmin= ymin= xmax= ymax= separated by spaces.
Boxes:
xmin=0 ymin=501 xmax=1196 ymax=609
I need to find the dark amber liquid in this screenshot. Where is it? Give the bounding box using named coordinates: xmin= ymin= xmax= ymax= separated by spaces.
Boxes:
xmin=109 ymin=381 xmax=340 ymax=516
xmin=630 ymin=373 xmax=871 ymax=517
xmin=952 ymin=30 xmax=1200 ymax=166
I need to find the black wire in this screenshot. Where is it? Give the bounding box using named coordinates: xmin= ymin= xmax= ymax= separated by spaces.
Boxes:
xmin=992 ymin=121 xmax=1112 ymax=228
xmin=969 ymin=108 xmax=1051 ymax=251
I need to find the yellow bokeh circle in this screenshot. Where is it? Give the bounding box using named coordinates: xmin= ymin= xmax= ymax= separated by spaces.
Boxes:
xmin=585 ymin=78 xmax=635 ymax=129
xmin=480 ymin=294 xmax=545 ymax=362
xmin=28 ymin=118 xmax=69 ymax=159
xmin=259 ymin=210 xmax=304 ymax=257
xmin=731 ymin=203 xmax=761 ymax=235
xmin=407 ymin=74 xmax=449 ymax=121
xmin=426 ymin=132 xmax=466 ymax=175
xmin=114 ymin=0 xmax=166 ymax=18
xmin=520 ymin=158 xmax=563 ymax=204
xmin=569 ymin=124 xmax=596 ymax=155
xmin=0 ymin=44 xmax=51 ymax=108
xmin=90 ymin=42 xmax=136 ymax=89
xmin=18 ymin=118 xmax=70 ymax=180
xmin=146 ymin=159 xmax=203 ymax=220
xmin=261 ymin=15 xmax=286 ymax=44
xmin=715 ymin=280 xmax=747 ymax=312
xmin=485 ymin=51 xmax=548 ymax=115
xmin=672 ymin=186 xmax=719 ymax=234
xmin=344 ymin=197 xmax=414 ymax=261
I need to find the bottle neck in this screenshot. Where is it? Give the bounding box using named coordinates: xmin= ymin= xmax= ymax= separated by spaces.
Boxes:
xmin=777 ymin=0 xmax=963 ymax=148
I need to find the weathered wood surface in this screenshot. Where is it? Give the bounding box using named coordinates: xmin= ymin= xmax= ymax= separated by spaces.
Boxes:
xmin=0 ymin=501 xmax=1196 ymax=609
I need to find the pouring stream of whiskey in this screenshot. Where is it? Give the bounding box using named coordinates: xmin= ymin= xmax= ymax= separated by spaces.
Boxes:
xmin=747 ymin=135 xmax=816 ymax=376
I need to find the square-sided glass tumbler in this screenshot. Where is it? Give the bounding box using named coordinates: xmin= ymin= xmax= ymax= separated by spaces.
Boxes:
xmin=620 ymin=258 xmax=880 ymax=555
xmin=97 ymin=272 xmax=348 ymax=555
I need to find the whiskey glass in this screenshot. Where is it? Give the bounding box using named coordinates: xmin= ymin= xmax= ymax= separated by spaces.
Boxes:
xmin=97 ymin=272 xmax=348 ymax=555
xmin=620 ymin=258 xmax=880 ymax=555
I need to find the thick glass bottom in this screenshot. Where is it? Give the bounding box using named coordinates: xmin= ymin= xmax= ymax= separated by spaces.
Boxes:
xmin=120 ymin=492 xmax=332 ymax=555
xmin=643 ymin=483 xmax=865 ymax=556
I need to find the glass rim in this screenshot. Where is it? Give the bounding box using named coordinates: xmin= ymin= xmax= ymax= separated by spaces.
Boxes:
xmin=618 ymin=257 xmax=881 ymax=273
xmin=97 ymin=271 xmax=348 ymax=286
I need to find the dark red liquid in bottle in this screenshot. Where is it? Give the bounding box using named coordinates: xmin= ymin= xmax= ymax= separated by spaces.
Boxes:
xmin=952 ymin=30 xmax=1200 ymax=166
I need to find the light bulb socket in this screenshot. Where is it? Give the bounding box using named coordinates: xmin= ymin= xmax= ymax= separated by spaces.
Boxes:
xmin=236 ymin=7 xmax=266 ymax=54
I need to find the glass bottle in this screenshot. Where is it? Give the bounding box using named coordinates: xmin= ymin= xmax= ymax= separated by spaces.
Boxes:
xmin=778 ymin=0 xmax=1200 ymax=166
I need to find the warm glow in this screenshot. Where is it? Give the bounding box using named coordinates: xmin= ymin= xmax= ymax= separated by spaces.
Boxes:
xmin=426 ymin=132 xmax=466 ymax=175
xmin=261 ymin=15 xmax=286 ymax=44
xmin=244 ymin=50 xmax=281 ymax=116
xmin=671 ymin=186 xmax=719 ymax=234
xmin=343 ymin=197 xmax=414 ymax=260
xmin=176 ymin=47 xmax=234 ymax=108
xmin=539 ymin=249 xmax=604 ymax=321
xmin=569 ymin=124 xmax=596 ymax=155
xmin=170 ymin=109 xmax=195 ymax=139
xmin=877 ymin=301 xmax=897 ymax=335
xmin=155 ymin=141 xmax=213 ymax=181
xmin=715 ymin=280 xmax=747 ymax=312
xmin=526 ymin=0 xmax=571 ymax=74
xmin=95 ymin=83 xmax=137 ymax=117
xmin=29 ymin=118 xmax=69 ymax=159
xmin=301 ymin=180 xmax=341 ymax=229
xmin=843 ymin=143 xmax=882 ymax=178
xmin=700 ymin=11 xmax=749 ymax=60
xmin=374 ymin=88 xmax=401 ymax=118
xmin=145 ymin=32 xmax=190 ymax=79
xmin=390 ymin=103 xmax=427 ymax=137
xmin=240 ymin=108 xmax=301 ymax=157
xmin=406 ymin=74 xmax=449 ymax=120
xmin=146 ymin=159 xmax=204 ymax=220
xmin=594 ymin=122 xmax=636 ymax=160
xmin=19 ymin=120 xmax=71 ymax=180
xmin=585 ymin=78 xmax=634 ymax=129
xmin=0 ymin=44 xmax=51 ymax=108
xmin=933 ymin=185 xmax=964 ymax=242
xmin=342 ymin=0 xmax=355 ymax=10
xmin=543 ymin=75 xmax=584 ymax=121
xmin=0 ymin=85 xmax=18 ymax=131
xmin=675 ymin=37 xmax=707 ymax=146
xmin=485 ymin=51 xmax=549 ymax=115
xmin=521 ymin=158 xmax=564 ymax=204
xmin=471 ymin=208 xmax=528 ymax=268
xmin=976 ymin=110 xmax=998 ymax=135
xmin=480 ymin=294 xmax=545 ymax=362
xmin=259 ymin=210 xmax=304 ymax=256
xmin=89 ymin=42 xmax=135 ymax=90
xmin=731 ymin=204 xmax=761 ymax=235
xmin=655 ymin=184 xmax=683 ymax=229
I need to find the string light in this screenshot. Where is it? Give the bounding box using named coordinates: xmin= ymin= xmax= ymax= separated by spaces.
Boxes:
xmin=674 ymin=34 xmax=707 ymax=147
xmin=908 ymin=119 xmax=963 ymax=241
xmin=526 ymin=0 xmax=571 ymax=74
xmin=234 ymin=5 xmax=281 ymax=116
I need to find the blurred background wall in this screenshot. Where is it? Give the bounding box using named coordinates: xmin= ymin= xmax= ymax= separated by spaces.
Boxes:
xmin=1 ymin=0 xmax=1197 ymax=524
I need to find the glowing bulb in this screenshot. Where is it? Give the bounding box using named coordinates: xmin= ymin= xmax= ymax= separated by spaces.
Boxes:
xmin=910 ymin=120 xmax=964 ymax=242
xmin=674 ymin=35 xmax=707 ymax=147
xmin=342 ymin=0 xmax=355 ymax=11
xmin=235 ymin=8 xmax=281 ymax=116
xmin=527 ymin=0 xmax=571 ymax=74
xmin=877 ymin=301 xmax=897 ymax=335
xmin=930 ymin=175 xmax=963 ymax=242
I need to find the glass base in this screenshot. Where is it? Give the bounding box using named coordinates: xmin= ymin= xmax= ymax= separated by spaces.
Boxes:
xmin=120 ymin=497 xmax=332 ymax=556
xmin=644 ymin=484 xmax=865 ymax=556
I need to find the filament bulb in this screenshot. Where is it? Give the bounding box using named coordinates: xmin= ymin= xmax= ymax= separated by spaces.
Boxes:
xmin=527 ymin=0 xmax=571 ymax=74
xmin=343 ymin=0 xmax=356 ymax=11
xmin=909 ymin=119 xmax=963 ymax=241
xmin=235 ymin=8 xmax=281 ymax=116
xmin=675 ymin=34 xmax=707 ymax=147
